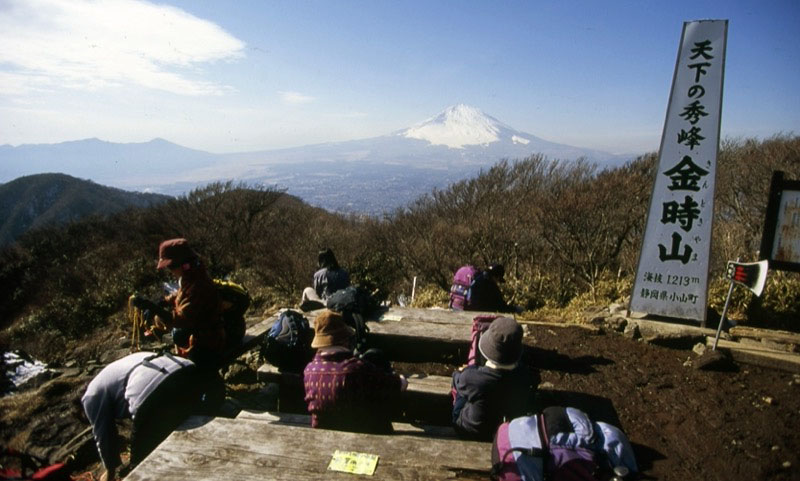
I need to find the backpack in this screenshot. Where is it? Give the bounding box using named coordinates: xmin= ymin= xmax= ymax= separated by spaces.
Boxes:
xmin=468 ymin=315 xmax=500 ymax=367
xmin=450 ymin=265 xmax=481 ymax=310
xmin=325 ymin=286 xmax=374 ymax=354
xmin=452 ymin=314 xmax=499 ymax=406
xmin=260 ymin=310 xmax=314 ymax=372
xmin=213 ymin=279 xmax=251 ymax=349
xmin=491 ymin=407 xmax=638 ymax=481
xmin=0 ymin=448 xmax=70 ymax=481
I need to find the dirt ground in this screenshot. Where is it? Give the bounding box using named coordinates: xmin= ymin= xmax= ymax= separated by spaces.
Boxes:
xmin=2 ymin=322 xmax=799 ymax=480
xmin=519 ymin=325 xmax=800 ymax=481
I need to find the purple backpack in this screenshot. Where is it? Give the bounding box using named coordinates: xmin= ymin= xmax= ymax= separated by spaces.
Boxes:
xmin=449 ymin=265 xmax=481 ymax=310
xmin=491 ymin=407 xmax=638 ymax=481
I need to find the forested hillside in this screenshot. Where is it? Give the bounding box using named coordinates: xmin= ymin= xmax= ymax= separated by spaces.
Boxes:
xmin=1 ymin=135 xmax=798 ymax=363
xmin=0 ymin=173 xmax=170 ymax=246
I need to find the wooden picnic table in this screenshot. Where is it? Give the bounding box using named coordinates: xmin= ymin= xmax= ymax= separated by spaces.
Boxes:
xmin=124 ymin=415 xmax=491 ymax=480
xmin=235 ymin=410 xmax=460 ymax=438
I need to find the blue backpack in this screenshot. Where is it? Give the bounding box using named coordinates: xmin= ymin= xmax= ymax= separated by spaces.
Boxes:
xmin=260 ymin=310 xmax=314 ymax=372
xmin=491 ymin=407 xmax=638 ymax=481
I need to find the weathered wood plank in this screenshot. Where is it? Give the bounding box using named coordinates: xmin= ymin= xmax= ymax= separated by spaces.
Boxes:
xmin=368 ymin=320 xmax=472 ymax=343
xmin=730 ymin=326 xmax=800 ymax=347
xmin=235 ymin=410 xmax=460 ymax=438
xmin=125 ymin=417 xmax=490 ymax=481
xmin=706 ymin=337 xmax=800 ymax=373
xmin=404 ymin=373 xmax=452 ymax=395
xmin=378 ymin=307 xmax=483 ymax=324
xmin=256 ymin=363 xmax=302 ymax=386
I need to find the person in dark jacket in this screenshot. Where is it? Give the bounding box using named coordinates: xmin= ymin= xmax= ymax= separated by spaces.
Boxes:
xmin=300 ymin=248 xmax=351 ymax=311
xmin=469 ymin=264 xmax=520 ymax=313
xmin=452 ymin=317 xmax=539 ymax=441
xmin=133 ymin=238 xmax=225 ymax=369
xmin=303 ymin=310 xmax=407 ymax=433
xmin=82 ymin=352 xmax=204 ymax=481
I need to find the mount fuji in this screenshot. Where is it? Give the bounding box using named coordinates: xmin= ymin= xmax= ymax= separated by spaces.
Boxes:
xmin=203 ymin=104 xmax=625 ymax=175
xmin=1 ymin=105 xmax=633 ymax=214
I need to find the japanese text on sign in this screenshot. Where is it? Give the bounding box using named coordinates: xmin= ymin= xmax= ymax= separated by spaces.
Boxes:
xmin=631 ymin=20 xmax=728 ymax=322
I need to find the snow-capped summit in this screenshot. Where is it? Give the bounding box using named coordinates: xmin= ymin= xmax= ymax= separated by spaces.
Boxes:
xmin=0 ymin=105 xmax=632 ymax=215
xmin=402 ymin=104 xmax=524 ymax=149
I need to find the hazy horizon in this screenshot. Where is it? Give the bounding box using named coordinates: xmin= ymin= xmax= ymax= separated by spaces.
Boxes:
xmin=1 ymin=0 xmax=798 ymax=156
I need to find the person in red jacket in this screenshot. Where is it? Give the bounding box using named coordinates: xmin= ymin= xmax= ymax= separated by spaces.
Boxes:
xmin=133 ymin=238 xmax=225 ymax=370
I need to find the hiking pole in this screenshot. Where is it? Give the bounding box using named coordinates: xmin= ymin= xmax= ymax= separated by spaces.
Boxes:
xmin=128 ymin=295 xmax=140 ymax=352
xmin=411 ymin=276 xmax=417 ymax=305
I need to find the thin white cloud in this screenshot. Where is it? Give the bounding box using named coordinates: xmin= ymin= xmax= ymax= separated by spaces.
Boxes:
xmin=0 ymin=0 xmax=245 ymax=96
xmin=279 ymin=91 xmax=315 ymax=105
xmin=331 ymin=111 xmax=369 ymax=119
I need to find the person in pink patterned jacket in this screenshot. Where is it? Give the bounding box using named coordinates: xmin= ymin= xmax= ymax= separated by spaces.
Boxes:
xmin=303 ymin=310 xmax=407 ymax=433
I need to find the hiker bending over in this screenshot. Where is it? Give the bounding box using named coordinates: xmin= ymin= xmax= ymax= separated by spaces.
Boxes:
xmin=303 ymin=310 xmax=407 ymax=433
xmin=452 ymin=317 xmax=539 ymax=441
xmin=469 ymin=264 xmax=520 ymax=313
xmin=81 ymin=352 xmax=204 ymax=481
xmin=300 ymin=248 xmax=350 ymax=311
xmin=132 ymin=238 xmax=225 ymax=369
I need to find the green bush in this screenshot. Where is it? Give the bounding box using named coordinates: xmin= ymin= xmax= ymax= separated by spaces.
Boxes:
xmin=410 ymin=283 xmax=449 ymax=308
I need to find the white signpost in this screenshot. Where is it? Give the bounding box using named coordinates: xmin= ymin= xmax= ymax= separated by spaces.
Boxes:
xmin=630 ymin=20 xmax=728 ymax=323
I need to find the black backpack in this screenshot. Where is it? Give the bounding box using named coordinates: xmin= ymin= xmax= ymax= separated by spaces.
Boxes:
xmin=260 ymin=310 xmax=314 ymax=372
xmin=213 ymin=279 xmax=251 ymax=349
xmin=325 ymin=286 xmax=374 ymax=354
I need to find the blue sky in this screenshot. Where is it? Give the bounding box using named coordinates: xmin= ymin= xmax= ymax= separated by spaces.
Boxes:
xmin=1 ymin=0 xmax=798 ymax=155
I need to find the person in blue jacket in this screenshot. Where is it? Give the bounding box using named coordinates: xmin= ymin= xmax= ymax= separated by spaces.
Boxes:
xmin=300 ymin=248 xmax=350 ymax=311
xmin=452 ymin=317 xmax=539 ymax=440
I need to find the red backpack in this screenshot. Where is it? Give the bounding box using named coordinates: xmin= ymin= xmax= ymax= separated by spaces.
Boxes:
xmin=467 ymin=315 xmax=501 ymax=366
xmin=451 ymin=314 xmax=500 ymax=405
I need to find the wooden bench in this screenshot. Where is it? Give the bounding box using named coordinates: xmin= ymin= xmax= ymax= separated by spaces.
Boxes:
xmin=124 ymin=415 xmax=492 ymax=480
xmin=256 ymin=363 xmax=455 ymax=425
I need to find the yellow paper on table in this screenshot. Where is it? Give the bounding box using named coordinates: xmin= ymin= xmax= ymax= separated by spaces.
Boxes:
xmin=328 ymin=450 xmax=380 ymax=475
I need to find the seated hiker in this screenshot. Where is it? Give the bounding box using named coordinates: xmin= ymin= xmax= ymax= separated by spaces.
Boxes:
xmin=81 ymin=351 xmax=209 ymax=481
xmin=452 ymin=317 xmax=539 ymax=441
xmin=301 ymin=248 xmax=350 ymax=311
xmin=132 ymin=238 xmax=225 ymax=370
xmin=469 ymin=264 xmax=520 ymax=313
xmin=303 ymin=310 xmax=407 ymax=434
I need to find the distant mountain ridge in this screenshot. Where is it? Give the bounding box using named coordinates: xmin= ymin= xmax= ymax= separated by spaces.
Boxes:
xmin=0 ymin=105 xmax=636 ymax=214
xmin=0 ymin=173 xmax=171 ymax=246
xmin=0 ymin=138 xmax=217 ymax=189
